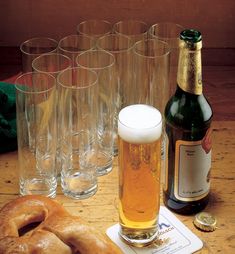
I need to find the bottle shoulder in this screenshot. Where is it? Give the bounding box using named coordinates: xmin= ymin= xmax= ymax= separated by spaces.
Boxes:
xmin=165 ymin=86 xmax=213 ymax=128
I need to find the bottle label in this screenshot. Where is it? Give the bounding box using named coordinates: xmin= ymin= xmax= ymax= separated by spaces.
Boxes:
xmin=174 ymin=130 xmax=212 ymax=201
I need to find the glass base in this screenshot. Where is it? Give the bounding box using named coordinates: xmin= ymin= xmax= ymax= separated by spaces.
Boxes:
xmin=96 ymin=163 xmax=113 ymax=176
xmin=96 ymin=151 xmax=113 ymax=176
xmin=20 ymin=177 xmax=57 ymax=198
xmin=62 ymin=185 xmax=97 ymax=199
xmin=61 ymin=172 xmax=97 ymax=199
xmin=119 ymin=226 xmax=158 ymax=247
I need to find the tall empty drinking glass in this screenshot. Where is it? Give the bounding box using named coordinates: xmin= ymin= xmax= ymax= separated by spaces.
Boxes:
xmin=77 ymin=20 xmax=112 ymax=41
xmin=58 ymin=34 xmax=95 ymax=66
xmin=57 ymin=67 xmax=98 ymax=199
xmin=76 ymin=50 xmax=115 ymax=176
xmin=15 ymin=72 xmax=57 ymax=197
xmin=149 ymin=22 xmax=184 ymax=96
xmin=96 ymin=34 xmax=133 ymax=155
xmin=113 ymin=20 xmax=148 ymax=44
xmin=133 ymin=39 xmax=170 ymax=113
xmin=133 ymin=39 xmax=170 ymax=185
xmin=118 ymin=104 xmax=162 ymax=246
xmin=20 ymin=37 xmax=58 ymax=73
xmin=32 ymin=53 xmax=72 ymax=177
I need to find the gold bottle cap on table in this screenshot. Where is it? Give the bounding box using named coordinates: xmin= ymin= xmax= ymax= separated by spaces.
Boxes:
xmin=193 ymin=212 xmax=217 ymax=232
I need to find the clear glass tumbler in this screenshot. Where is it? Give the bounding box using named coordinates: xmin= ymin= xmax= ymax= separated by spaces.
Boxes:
xmin=58 ymin=34 xmax=95 ymax=66
xmin=15 ymin=72 xmax=57 ymax=197
xmin=32 ymin=53 xmax=71 ymax=76
xmin=133 ymin=38 xmax=170 ymax=114
xmin=149 ymin=22 xmax=184 ymax=96
xmin=76 ymin=50 xmax=115 ymax=176
xmin=32 ymin=53 xmax=72 ymax=178
xmin=57 ymin=67 xmax=98 ymax=199
xmin=96 ymin=34 xmax=134 ymax=156
xmin=77 ymin=20 xmax=112 ymax=41
xmin=133 ymin=38 xmax=170 ymax=187
xmin=113 ymin=20 xmax=148 ymax=44
xmin=20 ymin=37 xmax=58 ymax=73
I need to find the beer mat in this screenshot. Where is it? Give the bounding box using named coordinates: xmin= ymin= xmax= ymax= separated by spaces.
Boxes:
xmin=106 ymin=206 xmax=203 ymax=254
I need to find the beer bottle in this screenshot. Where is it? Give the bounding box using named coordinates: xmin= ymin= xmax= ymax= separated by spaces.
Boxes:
xmin=163 ymin=29 xmax=213 ymax=215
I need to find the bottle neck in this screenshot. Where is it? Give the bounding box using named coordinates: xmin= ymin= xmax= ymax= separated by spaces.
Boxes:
xmin=177 ymin=40 xmax=203 ymax=95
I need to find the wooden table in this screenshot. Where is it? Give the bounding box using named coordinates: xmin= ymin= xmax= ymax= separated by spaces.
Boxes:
xmin=0 ymin=120 xmax=234 ymax=253
xmin=0 ymin=66 xmax=235 ymax=253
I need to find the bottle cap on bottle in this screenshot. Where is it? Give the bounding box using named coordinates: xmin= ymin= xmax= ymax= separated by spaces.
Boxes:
xmin=193 ymin=212 xmax=217 ymax=232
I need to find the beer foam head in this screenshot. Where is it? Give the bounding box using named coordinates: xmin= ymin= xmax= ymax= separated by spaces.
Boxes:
xmin=118 ymin=104 xmax=162 ymax=144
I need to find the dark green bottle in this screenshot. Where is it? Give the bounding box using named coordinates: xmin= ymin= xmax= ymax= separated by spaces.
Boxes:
xmin=163 ymin=29 xmax=213 ymax=215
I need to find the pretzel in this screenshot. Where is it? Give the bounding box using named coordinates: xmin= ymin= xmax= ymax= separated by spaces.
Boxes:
xmin=0 ymin=195 xmax=123 ymax=254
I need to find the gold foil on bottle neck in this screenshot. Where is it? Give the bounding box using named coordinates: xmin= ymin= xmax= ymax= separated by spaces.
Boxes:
xmin=177 ymin=40 xmax=203 ymax=95
xmin=179 ymin=40 xmax=202 ymax=50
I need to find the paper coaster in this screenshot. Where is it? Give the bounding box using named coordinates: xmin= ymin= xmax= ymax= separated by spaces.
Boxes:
xmin=106 ymin=206 xmax=203 ymax=254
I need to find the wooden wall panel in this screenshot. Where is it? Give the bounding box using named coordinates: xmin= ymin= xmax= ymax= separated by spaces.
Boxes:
xmin=0 ymin=0 xmax=235 ymax=48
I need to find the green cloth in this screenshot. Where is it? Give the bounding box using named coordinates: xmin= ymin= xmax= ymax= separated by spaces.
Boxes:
xmin=0 ymin=82 xmax=17 ymax=153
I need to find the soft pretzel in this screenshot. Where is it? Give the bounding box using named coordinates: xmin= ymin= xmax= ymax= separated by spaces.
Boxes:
xmin=0 ymin=195 xmax=123 ymax=254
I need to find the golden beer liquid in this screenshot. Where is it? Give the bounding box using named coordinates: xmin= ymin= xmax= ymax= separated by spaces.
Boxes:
xmin=118 ymin=137 xmax=161 ymax=232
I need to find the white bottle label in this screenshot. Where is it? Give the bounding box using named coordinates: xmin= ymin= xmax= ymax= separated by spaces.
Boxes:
xmin=174 ymin=136 xmax=212 ymax=201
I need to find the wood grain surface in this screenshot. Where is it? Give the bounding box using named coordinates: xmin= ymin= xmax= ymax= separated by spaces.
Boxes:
xmin=0 ymin=121 xmax=234 ymax=253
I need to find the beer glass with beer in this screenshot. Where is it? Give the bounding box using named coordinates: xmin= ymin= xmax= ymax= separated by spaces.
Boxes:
xmin=118 ymin=104 xmax=162 ymax=247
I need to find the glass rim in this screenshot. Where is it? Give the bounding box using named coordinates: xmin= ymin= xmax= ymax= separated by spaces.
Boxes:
xmin=77 ymin=19 xmax=112 ymax=36
xmin=58 ymin=34 xmax=95 ymax=54
xmin=118 ymin=104 xmax=162 ymax=130
xmin=96 ymin=34 xmax=134 ymax=53
xmin=20 ymin=37 xmax=58 ymax=56
xmin=76 ymin=49 xmax=115 ymax=70
xmin=15 ymin=72 xmax=56 ymax=94
xmin=32 ymin=53 xmax=72 ymax=74
xmin=57 ymin=67 xmax=98 ymax=90
xmin=113 ymin=20 xmax=148 ymax=36
xmin=133 ymin=39 xmax=171 ymax=59
xmin=149 ymin=22 xmax=185 ymax=40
